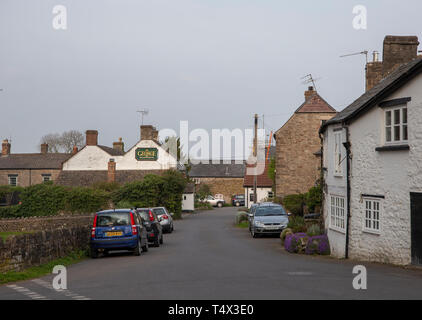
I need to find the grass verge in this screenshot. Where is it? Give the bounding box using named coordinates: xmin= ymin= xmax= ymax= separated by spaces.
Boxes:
xmin=235 ymin=221 xmax=249 ymax=229
xmin=0 ymin=250 xmax=88 ymax=285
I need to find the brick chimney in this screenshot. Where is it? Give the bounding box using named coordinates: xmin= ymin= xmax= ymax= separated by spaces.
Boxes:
xmin=72 ymin=146 xmax=79 ymax=155
xmin=108 ymin=159 xmax=116 ymax=182
xmin=383 ymin=36 xmax=419 ymax=76
xmin=113 ymin=138 xmax=124 ymax=152
xmin=304 ymin=86 xmax=316 ymax=101
xmin=366 ymin=35 xmax=419 ymax=91
xmin=140 ymin=125 xmax=154 ymax=141
xmin=152 ymin=128 xmax=159 ymax=141
xmin=2 ymin=139 xmax=11 ymax=156
xmin=86 ymin=130 xmax=98 ymax=146
xmin=40 ymin=143 xmax=48 ymax=154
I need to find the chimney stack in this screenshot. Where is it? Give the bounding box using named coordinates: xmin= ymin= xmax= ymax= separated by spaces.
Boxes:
xmin=108 ymin=159 xmax=116 ymax=182
xmin=140 ymin=125 xmax=155 ymax=141
xmin=86 ymin=130 xmax=98 ymax=146
xmin=72 ymin=146 xmax=79 ymax=155
xmin=383 ymin=35 xmax=419 ymax=76
xmin=366 ymin=35 xmax=419 ymax=91
xmin=2 ymin=139 xmax=11 ymax=156
xmin=304 ymin=86 xmax=315 ymax=101
xmin=40 ymin=143 xmax=48 ymax=154
xmin=113 ymin=137 xmax=124 ymax=152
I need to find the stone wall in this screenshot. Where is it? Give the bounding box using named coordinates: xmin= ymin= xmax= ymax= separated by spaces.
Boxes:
xmin=275 ymin=112 xmax=334 ymax=197
xmin=197 ymin=178 xmax=244 ymax=203
xmin=0 ymin=226 xmax=90 ymax=273
xmin=0 ymin=214 xmax=94 ymax=233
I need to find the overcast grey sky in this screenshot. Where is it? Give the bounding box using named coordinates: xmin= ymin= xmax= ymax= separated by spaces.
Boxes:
xmin=1 ymin=0 xmax=421 ymax=155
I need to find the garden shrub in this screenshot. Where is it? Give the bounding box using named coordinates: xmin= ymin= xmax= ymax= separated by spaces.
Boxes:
xmin=92 ymin=181 xmax=120 ymax=192
xmin=287 ymin=216 xmax=306 ymax=233
xmin=65 ymin=187 xmax=110 ymax=213
xmin=305 ymin=185 xmax=322 ymax=212
xmin=283 ymin=194 xmax=305 ymax=216
xmin=305 ymin=235 xmax=330 ymax=255
xmin=280 ymin=228 xmax=293 ymax=245
xmin=235 ymin=211 xmax=249 ymax=225
xmin=0 ymin=205 xmax=22 ymax=218
xmin=284 ymin=233 xmax=308 ymax=253
xmin=306 ymin=224 xmax=322 ymax=237
xmin=115 ymin=200 xmax=133 ymax=209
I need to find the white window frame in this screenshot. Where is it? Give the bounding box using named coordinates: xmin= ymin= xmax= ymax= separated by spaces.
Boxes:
xmin=8 ymin=175 xmax=18 ymax=186
xmin=329 ymin=195 xmax=346 ymax=233
xmin=363 ymin=198 xmax=381 ymax=235
xmin=333 ymin=131 xmax=343 ymax=176
xmin=42 ymin=174 xmax=52 ymax=182
xmin=384 ymin=105 xmax=408 ymax=145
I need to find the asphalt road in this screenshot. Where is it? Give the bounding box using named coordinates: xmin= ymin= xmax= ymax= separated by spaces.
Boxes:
xmin=1 ymin=207 xmax=422 ymax=300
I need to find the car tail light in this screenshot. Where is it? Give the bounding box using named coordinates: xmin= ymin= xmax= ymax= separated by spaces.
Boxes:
xmin=149 ymin=210 xmax=155 ymax=222
xmin=91 ymin=214 xmax=98 ymax=238
xmin=162 ymin=214 xmax=169 ymax=220
xmin=130 ymin=212 xmax=138 ymax=235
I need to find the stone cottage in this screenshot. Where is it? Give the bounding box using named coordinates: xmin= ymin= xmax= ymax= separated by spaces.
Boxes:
xmin=274 ymin=87 xmax=336 ymax=198
xmin=320 ymin=35 xmax=422 ymax=266
xmin=188 ymin=160 xmax=245 ymax=203
xmin=0 ymin=140 xmax=72 ymax=187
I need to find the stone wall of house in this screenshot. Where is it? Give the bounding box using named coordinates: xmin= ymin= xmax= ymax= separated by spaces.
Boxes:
xmin=0 ymin=226 xmax=90 ymax=273
xmin=0 ymin=214 xmax=94 ymax=232
xmin=275 ymin=113 xmax=334 ymax=198
xmin=197 ymin=178 xmax=244 ymax=203
xmin=0 ymin=169 xmax=62 ymax=187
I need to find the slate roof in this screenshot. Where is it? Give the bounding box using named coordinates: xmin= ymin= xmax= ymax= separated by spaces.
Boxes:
xmin=56 ymin=170 xmax=167 ymax=187
xmin=97 ymin=145 xmax=125 ymax=156
xmin=295 ymin=93 xmax=337 ymax=113
xmin=189 ymin=160 xmax=245 ymax=178
xmin=321 ymin=57 xmax=422 ymax=131
xmin=0 ymin=153 xmax=72 ymax=170
xmin=243 ymin=162 xmax=273 ymax=188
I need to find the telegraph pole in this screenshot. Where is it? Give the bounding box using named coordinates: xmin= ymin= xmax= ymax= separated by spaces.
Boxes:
xmin=253 ymin=114 xmax=258 ymax=205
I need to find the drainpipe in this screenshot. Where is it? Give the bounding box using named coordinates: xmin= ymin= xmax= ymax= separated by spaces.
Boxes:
xmin=343 ymin=126 xmax=352 ymax=259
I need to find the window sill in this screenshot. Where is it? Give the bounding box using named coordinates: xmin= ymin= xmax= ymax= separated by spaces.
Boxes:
xmin=333 ymin=173 xmax=344 ymax=178
xmin=329 ymin=226 xmax=346 ymax=235
xmin=375 ymin=144 xmax=409 ymax=152
xmin=363 ymin=229 xmax=381 ymax=236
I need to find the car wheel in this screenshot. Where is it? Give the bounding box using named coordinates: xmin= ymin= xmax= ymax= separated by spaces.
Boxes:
xmin=217 ymin=202 xmax=223 ymax=208
xmin=133 ymin=238 xmax=142 ymax=256
xmin=236 ymin=202 xmax=240 ymax=207
xmin=90 ymin=248 xmax=98 ymax=259
xmin=160 ymin=235 xmax=163 ymax=244
xmin=171 ymin=224 xmax=174 ymax=232
xmin=251 ymin=229 xmax=258 ymax=238
xmin=142 ymin=240 xmax=149 ymax=253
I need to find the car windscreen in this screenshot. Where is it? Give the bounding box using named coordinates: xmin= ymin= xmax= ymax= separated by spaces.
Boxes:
xmin=137 ymin=210 xmax=150 ymax=221
xmin=255 ymin=206 xmax=287 ymax=217
xmin=153 ymin=208 xmax=166 ymax=215
xmin=236 ymin=195 xmax=245 ymax=199
xmin=97 ymin=212 xmax=131 ymax=227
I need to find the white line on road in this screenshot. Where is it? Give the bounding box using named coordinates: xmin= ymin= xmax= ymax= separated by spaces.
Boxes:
xmin=31 ymin=279 xmax=91 ymax=300
xmin=6 ymin=284 xmax=49 ymax=300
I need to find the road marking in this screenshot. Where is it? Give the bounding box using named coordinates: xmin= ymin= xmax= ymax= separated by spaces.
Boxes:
xmin=31 ymin=279 xmax=91 ymax=300
xmin=6 ymin=284 xmax=48 ymax=300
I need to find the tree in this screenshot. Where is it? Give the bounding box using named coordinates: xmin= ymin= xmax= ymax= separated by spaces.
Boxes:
xmin=40 ymin=130 xmax=85 ymax=153
xmin=196 ymin=184 xmax=211 ymax=201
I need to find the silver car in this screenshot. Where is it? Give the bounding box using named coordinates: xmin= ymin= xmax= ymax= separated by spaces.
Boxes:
xmin=152 ymin=207 xmax=174 ymax=233
xmin=250 ymin=203 xmax=289 ymax=238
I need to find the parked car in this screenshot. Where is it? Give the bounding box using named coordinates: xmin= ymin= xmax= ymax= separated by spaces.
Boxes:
xmin=136 ymin=208 xmax=163 ymax=247
xmin=152 ymin=207 xmax=174 ymax=233
xmin=232 ymin=194 xmax=245 ymax=207
xmin=248 ymin=203 xmax=259 ymax=231
xmin=249 ymin=203 xmax=289 ymax=238
xmin=90 ymin=209 xmax=149 ymax=258
xmin=204 ymin=195 xmax=225 ymax=208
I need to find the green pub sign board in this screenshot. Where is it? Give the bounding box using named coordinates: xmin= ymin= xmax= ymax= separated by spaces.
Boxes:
xmin=135 ymin=148 xmax=158 ymax=161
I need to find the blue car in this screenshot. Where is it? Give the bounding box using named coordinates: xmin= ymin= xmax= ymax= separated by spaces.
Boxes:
xmin=90 ymin=209 xmax=149 ymax=258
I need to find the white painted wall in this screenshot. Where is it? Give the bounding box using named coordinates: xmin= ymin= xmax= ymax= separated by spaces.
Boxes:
xmin=322 ymin=125 xmax=348 ymax=258
xmin=244 ymin=187 xmax=272 ymax=208
xmin=324 ymin=72 xmax=422 ymax=265
xmin=63 ymin=140 xmax=177 ymax=171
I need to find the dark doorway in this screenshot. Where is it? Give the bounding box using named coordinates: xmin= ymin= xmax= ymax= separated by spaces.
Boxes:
xmin=411 ymin=192 xmax=422 ymax=265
